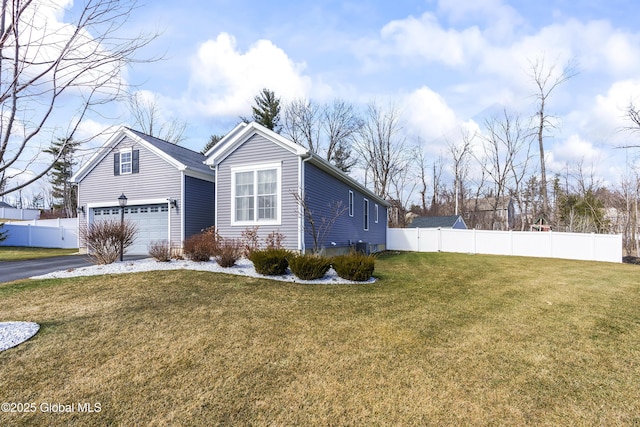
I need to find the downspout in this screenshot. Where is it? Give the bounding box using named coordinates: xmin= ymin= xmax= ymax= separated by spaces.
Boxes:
xmin=180 ymin=171 xmax=185 ymax=246
xmin=300 ymin=153 xmax=314 ymax=254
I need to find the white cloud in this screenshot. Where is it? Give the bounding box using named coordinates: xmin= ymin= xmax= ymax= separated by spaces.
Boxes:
xmin=378 ymin=13 xmax=484 ymax=67
xmin=404 ymin=86 xmax=458 ymax=141
xmin=437 ymin=0 xmax=523 ymax=40
xmin=592 ymin=80 xmax=640 ymax=131
xmin=187 ymin=33 xmax=319 ymax=117
xmin=552 ymin=134 xmax=601 ymax=164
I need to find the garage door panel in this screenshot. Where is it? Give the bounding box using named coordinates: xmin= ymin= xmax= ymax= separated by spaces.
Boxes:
xmin=91 ymin=203 xmax=169 ymax=256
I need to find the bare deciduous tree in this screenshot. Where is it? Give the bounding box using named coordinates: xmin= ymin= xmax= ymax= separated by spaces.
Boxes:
xmin=0 ymin=0 xmax=157 ymax=197
xmin=128 ymin=92 xmax=187 ymax=144
xmin=447 ymin=128 xmax=474 ymax=216
xmin=528 ymin=57 xmax=577 ymax=221
xmin=283 ymin=98 xmax=361 ymax=172
xmin=476 ymin=110 xmax=530 ymax=229
xmin=293 ymin=191 xmax=347 ymax=254
xmin=356 ymin=102 xmax=407 ymax=200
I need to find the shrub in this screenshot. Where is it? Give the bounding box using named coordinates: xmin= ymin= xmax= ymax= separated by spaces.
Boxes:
xmin=201 ymin=226 xmax=222 ymax=252
xmin=148 ymin=239 xmax=171 ymax=262
xmin=0 ymin=222 xmax=7 ymax=242
xmin=215 ymin=238 xmax=242 ymax=268
xmin=81 ymin=219 xmax=137 ymax=264
xmin=183 ymin=233 xmax=217 ymax=262
xmin=265 ymin=230 xmax=285 ymax=249
xmin=241 ymin=226 xmax=260 ymax=257
xmin=249 ymin=248 xmax=290 ymax=276
xmin=288 ymin=253 xmax=331 ymax=280
xmin=332 ymin=252 xmax=375 ymax=281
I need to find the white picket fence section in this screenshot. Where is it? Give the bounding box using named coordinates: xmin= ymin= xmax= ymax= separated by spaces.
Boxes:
xmin=387 ymin=228 xmax=622 ymax=263
xmin=1 ymin=218 xmax=78 ymax=249
xmin=0 ymin=206 xmax=40 ymax=220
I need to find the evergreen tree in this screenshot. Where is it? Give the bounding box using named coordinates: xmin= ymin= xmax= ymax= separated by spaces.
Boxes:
xmin=44 ymin=137 xmax=81 ymax=217
xmin=250 ymin=88 xmax=281 ymax=132
xmin=201 ymin=134 xmax=224 ymax=155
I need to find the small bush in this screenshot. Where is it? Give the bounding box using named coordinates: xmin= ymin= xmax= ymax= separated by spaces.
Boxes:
xmin=265 ymin=230 xmax=285 ymax=249
xmin=148 ymin=239 xmax=171 ymax=262
xmin=249 ymin=248 xmax=290 ymax=276
xmin=171 ymin=247 xmax=184 ymax=260
xmin=332 ymin=252 xmax=375 ymax=281
xmin=183 ymin=233 xmax=217 ymax=262
xmin=215 ymin=238 xmax=242 ymax=268
xmin=241 ymin=226 xmax=260 ymax=257
xmin=202 ymin=226 xmax=222 ymax=252
xmin=81 ymin=219 xmax=137 ymax=265
xmin=0 ymin=222 xmax=8 ymax=242
xmin=288 ymin=253 xmax=331 ymax=280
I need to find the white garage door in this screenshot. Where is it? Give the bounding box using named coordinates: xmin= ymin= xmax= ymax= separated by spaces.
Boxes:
xmin=91 ymin=204 xmax=169 ymax=255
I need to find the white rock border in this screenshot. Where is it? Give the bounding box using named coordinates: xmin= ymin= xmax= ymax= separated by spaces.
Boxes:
xmin=0 ymin=322 xmax=40 ymax=352
xmin=30 ymin=257 xmax=376 ymax=285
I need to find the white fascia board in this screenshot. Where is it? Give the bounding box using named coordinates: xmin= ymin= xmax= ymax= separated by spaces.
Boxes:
xmin=203 ymin=122 xmax=247 ymax=158
xmin=71 ymin=127 xmax=129 ymax=183
xmin=87 ymin=198 xmax=170 ymax=209
xmin=205 ymin=122 xmax=307 ymax=167
xmin=183 ymin=168 xmax=215 ymax=182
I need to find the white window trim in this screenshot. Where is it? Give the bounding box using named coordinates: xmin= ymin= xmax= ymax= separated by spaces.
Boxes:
xmin=348 ymin=190 xmax=354 ymax=217
xmin=375 ymin=203 xmax=379 ymax=224
xmin=231 ymin=162 xmax=282 ymax=226
xmin=364 ymin=198 xmax=369 ymax=231
xmin=120 ymin=148 xmax=133 ymax=175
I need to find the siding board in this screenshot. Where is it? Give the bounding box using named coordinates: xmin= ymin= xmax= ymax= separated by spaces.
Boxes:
xmin=216 ymin=134 xmax=299 ymax=248
xmin=184 ymin=175 xmax=215 ymax=238
xmin=304 ymin=162 xmax=386 ymax=252
xmin=77 ymin=136 xmax=182 ymax=249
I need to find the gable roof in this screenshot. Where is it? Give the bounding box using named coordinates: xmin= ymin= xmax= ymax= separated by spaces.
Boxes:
xmin=205 ymin=121 xmax=390 ymax=208
xmin=0 ymin=200 xmax=14 ymax=208
xmin=408 ymin=215 xmax=467 ymax=229
xmin=125 ymin=128 xmax=210 ymax=175
xmin=71 ymin=127 xmax=211 ymax=183
xmin=468 ymin=196 xmax=513 ymax=212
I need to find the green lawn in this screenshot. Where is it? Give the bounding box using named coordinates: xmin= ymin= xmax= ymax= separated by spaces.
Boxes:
xmin=0 ymin=246 xmax=78 ymax=261
xmin=0 ymin=252 xmax=638 ymax=425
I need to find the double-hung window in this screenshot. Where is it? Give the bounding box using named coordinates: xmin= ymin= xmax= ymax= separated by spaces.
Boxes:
xmin=364 ymin=198 xmax=369 ymax=231
xmin=120 ymin=149 xmax=132 ymax=174
xmin=232 ymin=163 xmax=281 ymax=225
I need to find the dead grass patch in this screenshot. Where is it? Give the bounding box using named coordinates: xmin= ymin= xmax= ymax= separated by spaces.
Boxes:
xmin=0 ymin=246 xmax=78 ymax=261
xmin=0 ymin=253 xmax=639 ymax=425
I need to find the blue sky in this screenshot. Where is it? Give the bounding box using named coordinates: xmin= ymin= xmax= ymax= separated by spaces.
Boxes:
xmin=8 ymin=0 xmax=640 ymax=203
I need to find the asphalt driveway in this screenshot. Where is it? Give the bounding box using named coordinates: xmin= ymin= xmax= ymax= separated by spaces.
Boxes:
xmin=0 ymin=254 xmax=146 ymax=283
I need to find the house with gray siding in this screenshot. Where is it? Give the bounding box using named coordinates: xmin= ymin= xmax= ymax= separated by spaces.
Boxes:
xmin=206 ymin=122 xmax=388 ymax=255
xmin=71 ymin=127 xmax=214 ymax=254
xmin=73 ymin=122 xmax=388 ymax=255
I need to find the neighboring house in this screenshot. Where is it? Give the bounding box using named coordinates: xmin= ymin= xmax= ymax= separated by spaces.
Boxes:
xmin=205 ymin=121 xmax=389 ymax=255
xmin=71 ymin=127 xmax=215 ymax=255
xmin=408 ymin=215 xmax=467 ymax=229
xmin=73 ymin=122 xmax=389 ymax=255
xmin=465 ymin=196 xmax=515 ymax=230
xmin=0 ymin=201 xmax=14 ymax=208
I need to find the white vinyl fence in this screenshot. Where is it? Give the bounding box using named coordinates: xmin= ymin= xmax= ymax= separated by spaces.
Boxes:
xmin=387 ymin=228 xmax=622 ymax=263
xmin=1 ymin=218 xmax=78 ymax=249
xmin=0 ymin=206 xmax=40 ymax=220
